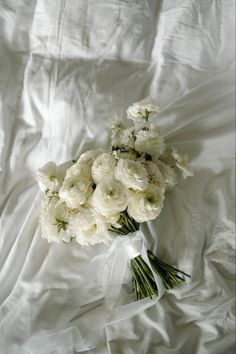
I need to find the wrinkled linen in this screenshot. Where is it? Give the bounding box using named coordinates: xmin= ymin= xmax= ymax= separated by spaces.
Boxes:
xmin=0 ymin=0 xmax=235 ymax=353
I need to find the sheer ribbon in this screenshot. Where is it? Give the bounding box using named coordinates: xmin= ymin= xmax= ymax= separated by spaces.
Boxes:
xmin=22 ymin=230 xmax=165 ymax=353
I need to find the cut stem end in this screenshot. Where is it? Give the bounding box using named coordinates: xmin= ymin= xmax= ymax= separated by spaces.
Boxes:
xmin=131 ymin=251 xmax=190 ymax=301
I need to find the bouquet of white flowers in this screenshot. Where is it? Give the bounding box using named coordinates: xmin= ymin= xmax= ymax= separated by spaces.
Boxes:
xmin=36 ymin=97 xmax=193 ymax=300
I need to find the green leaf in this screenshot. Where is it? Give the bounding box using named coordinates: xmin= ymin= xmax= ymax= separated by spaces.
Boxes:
xmin=54 ymin=218 xmax=68 ymax=233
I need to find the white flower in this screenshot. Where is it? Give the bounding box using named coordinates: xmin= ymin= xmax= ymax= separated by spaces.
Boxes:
xmin=92 ymin=152 xmax=117 ymax=184
xmin=171 ymin=148 xmax=194 ymax=179
xmin=135 ymin=129 xmax=165 ymax=158
xmin=65 ymin=161 xmax=92 ymax=182
xmin=155 ymin=160 xmax=178 ymax=191
xmin=92 ymin=178 xmax=128 ymax=217
xmin=55 ymin=199 xmax=73 ymax=220
xmin=100 ymin=213 xmax=121 ymax=229
xmin=69 ymin=209 xmax=111 ymax=245
xmin=115 ymin=159 xmax=148 ymax=191
xmin=127 ymin=185 xmax=164 ymax=223
xmin=127 ymin=97 xmax=160 ymax=122
xmin=111 ymin=124 xmax=135 ymax=149
xmin=36 ymin=162 xmax=64 ymax=193
xmin=108 ymin=117 xmax=125 ymax=133
xmin=110 ymin=120 xmax=126 ymax=146
xmin=121 ymin=128 xmax=135 ymax=147
xmin=59 ymin=175 xmax=93 ymax=208
xmin=65 ymin=149 xmax=105 ymax=183
xmin=78 ymin=149 xmax=104 ymax=166
xmin=144 ymin=161 xmax=166 ymax=192
xmin=40 ymin=197 xmax=71 ymax=243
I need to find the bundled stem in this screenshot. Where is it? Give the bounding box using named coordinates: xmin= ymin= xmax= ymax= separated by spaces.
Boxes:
xmin=109 ymin=211 xmax=190 ymax=301
xmin=131 ymin=251 xmax=190 ymax=300
xmin=109 ymin=211 xmax=139 ymax=235
xmin=131 ymin=256 xmax=158 ymax=300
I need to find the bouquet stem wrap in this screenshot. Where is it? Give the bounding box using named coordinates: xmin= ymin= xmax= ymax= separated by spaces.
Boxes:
xmin=72 ymin=230 xmax=165 ymax=352
xmin=22 ymin=231 xmax=164 ymax=353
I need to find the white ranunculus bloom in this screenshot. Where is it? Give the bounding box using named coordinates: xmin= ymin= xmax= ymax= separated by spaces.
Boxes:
xmin=65 ymin=161 xmax=92 ymax=182
xmin=127 ymin=97 xmax=160 ymax=122
xmin=171 ymin=148 xmax=194 ymax=179
xmin=40 ymin=197 xmax=71 ymax=243
xmin=100 ymin=213 xmax=121 ymax=229
xmin=78 ymin=149 xmax=104 ymax=166
xmin=59 ymin=175 xmax=93 ymax=208
xmin=65 ymin=149 xmax=105 ymax=182
xmin=135 ymin=129 xmax=165 ymax=158
xmin=144 ymin=161 xmax=166 ymax=192
xmin=69 ymin=209 xmax=111 ymax=245
xmin=155 ymin=160 xmax=178 ymax=191
xmin=92 ymin=152 xmax=117 ymax=184
xmin=115 ymin=158 xmax=148 ymax=191
xmin=36 ymin=161 xmax=64 ymax=193
xmin=127 ymin=185 xmax=164 ymax=223
xmin=110 ymin=120 xmax=133 ymax=147
xmin=92 ymin=178 xmax=128 ymax=217
xmin=111 ymin=125 xmax=135 ymax=149
xmin=122 ymin=128 xmax=135 ymax=147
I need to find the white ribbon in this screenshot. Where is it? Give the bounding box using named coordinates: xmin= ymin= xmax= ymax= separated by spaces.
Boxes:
xmin=71 ymin=230 xmax=166 ymax=352
xmin=22 ymin=230 xmax=166 ymax=353
xmin=105 ymin=230 xmax=166 ymax=325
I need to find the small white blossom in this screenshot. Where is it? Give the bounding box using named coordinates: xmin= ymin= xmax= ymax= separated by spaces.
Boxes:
xmin=108 ymin=117 xmax=125 ymax=133
xmin=135 ymin=129 xmax=165 ymax=158
xmin=40 ymin=197 xmax=71 ymax=243
xmin=77 ymin=149 xmax=105 ymax=167
xmin=127 ymin=97 xmax=160 ymax=122
xmin=171 ymin=148 xmax=194 ymax=179
xmin=127 ymin=185 xmax=164 ymax=223
xmin=120 ymin=127 xmax=135 ymax=147
xmin=92 ymin=178 xmax=128 ymax=217
xmin=114 ymin=127 xmax=135 ymax=148
xmin=110 ymin=120 xmax=135 ymax=149
xmin=65 ymin=161 xmax=92 ymax=182
xmin=59 ymin=175 xmax=93 ymax=208
xmin=36 ymin=162 xmax=64 ymax=193
xmin=155 ymin=160 xmax=178 ymax=191
xmin=115 ymin=159 xmax=148 ymax=191
xmin=92 ymin=152 xmax=117 ymax=184
xmin=144 ymin=161 xmax=166 ymax=192
xmin=100 ymin=213 xmax=121 ymax=229
xmin=69 ymin=209 xmax=111 ymax=245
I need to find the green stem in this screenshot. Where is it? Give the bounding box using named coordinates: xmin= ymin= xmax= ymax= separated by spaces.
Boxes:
xmin=109 ymin=211 xmax=139 ymax=235
xmin=133 ymin=258 xmax=157 ymax=296
xmin=131 ymin=251 xmax=191 ymax=301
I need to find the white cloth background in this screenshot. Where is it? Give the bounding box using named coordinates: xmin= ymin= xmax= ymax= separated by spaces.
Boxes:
xmin=0 ymin=0 xmax=235 ymax=353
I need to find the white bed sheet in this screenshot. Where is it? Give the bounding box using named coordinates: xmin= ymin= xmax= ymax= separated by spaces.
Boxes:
xmin=0 ymin=0 xmax=235 ymax=353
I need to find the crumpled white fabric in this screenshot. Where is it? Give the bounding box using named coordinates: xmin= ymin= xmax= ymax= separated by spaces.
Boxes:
xmin=0 ymin=0 xmax=235 ymax=353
